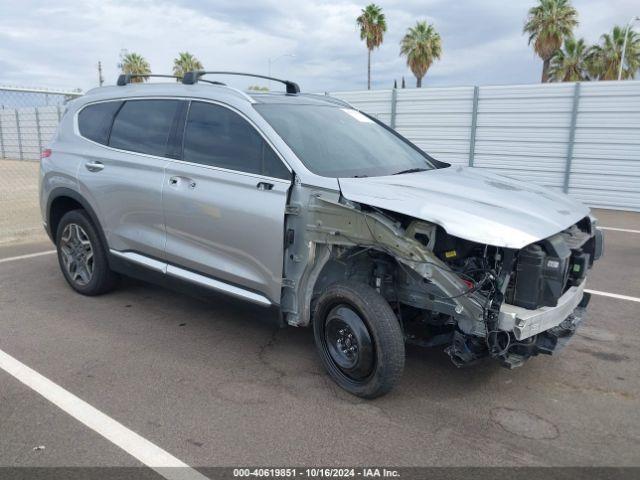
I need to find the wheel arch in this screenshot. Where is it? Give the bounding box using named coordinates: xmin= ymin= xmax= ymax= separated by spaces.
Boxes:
xmin=304 ymin=246 xmax=398 ymax=327
xmin=47 ymin=188 xmax=108 ymax=251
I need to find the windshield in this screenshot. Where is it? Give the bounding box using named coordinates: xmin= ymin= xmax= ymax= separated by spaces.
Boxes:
xmin=254 ymin=104 xmax=435 ymax=178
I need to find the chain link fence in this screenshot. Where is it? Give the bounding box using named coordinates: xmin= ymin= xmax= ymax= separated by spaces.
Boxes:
xmin=0 ymin=86 xmax=82 ymax=244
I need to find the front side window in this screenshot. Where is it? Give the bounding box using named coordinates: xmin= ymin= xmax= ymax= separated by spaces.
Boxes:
xmin=183 ymin=101 xmax=290 ymax=179
xmin=78 ymin=101 xmax=123 ymax=145
xmin=109 ymin=100 xmax=182 ymax=157
xmin=254 ymin=104 xmax=435 ymax=178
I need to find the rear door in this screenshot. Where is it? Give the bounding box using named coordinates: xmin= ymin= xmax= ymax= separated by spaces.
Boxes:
xmin=77 ymin=99 xmax=185 ymax=260
xmin=163 ymin=101 xmax=292 ymax=304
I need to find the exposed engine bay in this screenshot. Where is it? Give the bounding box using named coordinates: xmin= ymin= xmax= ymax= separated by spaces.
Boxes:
xmin=281 ymin=188 xmax=604 ymax=369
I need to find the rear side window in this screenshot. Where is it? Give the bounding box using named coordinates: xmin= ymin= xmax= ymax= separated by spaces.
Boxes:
xmin=109 ymin=100 xmax=182 ymax=157
xmin=78 ymin=101 xmax=122 ymax=145
xmin=183 ymin=101 xmax=290 ymax=179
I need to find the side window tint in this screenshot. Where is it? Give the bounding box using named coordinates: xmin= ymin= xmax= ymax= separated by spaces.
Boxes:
xmin=78 ymin=101 xmax=122 ymax=145
xmin=262 ymin=144 xmax=291 ymax=180
xmin=109 ymin=100 xmax=181 ymax=157
xmin=183 ymin=102 xmax=289 ymax=179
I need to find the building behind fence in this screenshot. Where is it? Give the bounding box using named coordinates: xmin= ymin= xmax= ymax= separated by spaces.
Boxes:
xmin=0 ymin=85 xmax=82 ymax=243
xmin=330 ymin=80 xmax=640 ymax=212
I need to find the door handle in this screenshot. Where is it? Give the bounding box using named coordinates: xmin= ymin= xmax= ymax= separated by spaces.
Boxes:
xmin=169 ymin=176 xmax=196 ymax=189
xmin=85 ymin=161 xmax=104 ymax=172
xmin=257 ymin=182 xmax=274 ymax=191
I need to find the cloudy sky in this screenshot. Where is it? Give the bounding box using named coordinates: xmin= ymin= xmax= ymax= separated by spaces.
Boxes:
xmin=0 ymin=0 xmax=638 ymax=93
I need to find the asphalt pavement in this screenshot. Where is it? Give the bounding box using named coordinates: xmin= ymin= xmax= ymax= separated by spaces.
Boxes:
xmin=0 ymin=209 xmax=638 ymax=475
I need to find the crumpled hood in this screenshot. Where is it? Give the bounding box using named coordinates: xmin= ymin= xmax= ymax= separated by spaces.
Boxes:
xmin=338 ymin=166 xmax=590 ymax=249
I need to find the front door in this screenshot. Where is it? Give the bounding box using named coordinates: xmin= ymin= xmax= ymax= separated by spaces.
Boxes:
xmin=163 ymin=101 xmax=292 ymax=304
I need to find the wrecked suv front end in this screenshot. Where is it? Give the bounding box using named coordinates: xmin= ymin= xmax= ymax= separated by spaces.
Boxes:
xmin=433 ymin=217 xmax=603 ymax=369
xmin=329 ymin=167 xmax=604 ymax=369
xmin=279 ymin=169 xmax=603 ymax=385
xmin=282 ymin=187 xmax=603 ymax=373
xmin=255 ymin=100 xmax=603 ymax=396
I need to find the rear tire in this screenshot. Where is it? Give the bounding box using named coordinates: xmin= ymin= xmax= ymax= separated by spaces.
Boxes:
xmin=313 ymin=281 xmax=405 ymax=398
xmin=56 ymin=209 xmax=118 ymax=296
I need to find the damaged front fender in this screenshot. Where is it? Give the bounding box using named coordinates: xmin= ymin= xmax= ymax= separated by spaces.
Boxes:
xmin=280 ymin=187 xmax=486 ymax=332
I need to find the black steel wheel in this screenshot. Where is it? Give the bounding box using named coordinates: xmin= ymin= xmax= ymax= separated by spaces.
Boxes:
xmin=313 ymin=281 xmax=405 ymax=398
xmin=324 ymin=304 xmax=375 ymax=380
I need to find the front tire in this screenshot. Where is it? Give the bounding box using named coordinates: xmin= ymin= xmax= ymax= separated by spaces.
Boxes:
xmin=56 ymin=209 xmax=118 ymax=296
xmin=313 ymin=281 xmax=405 ymax=398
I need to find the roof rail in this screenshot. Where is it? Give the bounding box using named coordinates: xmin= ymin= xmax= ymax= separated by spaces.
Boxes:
xmin=182 ymin=71 xmax=300 ymax=94
xmin=117 ymin=74 xmax=181 ymax=86
xmin=116 ymin=73 xmax=227 ymax=87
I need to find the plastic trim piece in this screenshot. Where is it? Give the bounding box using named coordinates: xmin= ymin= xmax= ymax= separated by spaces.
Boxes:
xmin=109 ymin=249 xmax=272 ymax=307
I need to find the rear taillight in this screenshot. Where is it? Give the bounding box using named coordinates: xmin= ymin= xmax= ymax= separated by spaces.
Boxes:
xmin=41 ymin=149 xmax=52 ymax=159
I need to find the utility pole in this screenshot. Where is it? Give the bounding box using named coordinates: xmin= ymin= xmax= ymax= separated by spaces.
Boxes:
xmin=97 ymin=61 xmax=104 ymax=87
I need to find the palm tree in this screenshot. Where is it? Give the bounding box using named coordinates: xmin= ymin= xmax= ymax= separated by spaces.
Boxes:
xmin=172 ymin=52 xmax=204 ymax=80
xmin=120 ymin=52 xmax=151 ymax=83
xmin=524 ymin=0 xmax=578 ymax=82
xmin=549 ymin=37 xmax=591 ymax=81
xmin=400 ymin=21 xmax=442 ymax=88
xmin=588 ymin=26 xmax=640 ymax=80
xmin=356 ymin=4 xmax=387 ymax=90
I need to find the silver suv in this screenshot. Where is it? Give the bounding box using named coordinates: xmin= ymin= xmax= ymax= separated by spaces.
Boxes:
xmin=40 ymin=71 xmax=603 ymax=398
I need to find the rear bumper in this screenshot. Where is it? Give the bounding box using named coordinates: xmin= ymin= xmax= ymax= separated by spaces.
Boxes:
xmin=498 ymin=280 xmax=586 ymax=340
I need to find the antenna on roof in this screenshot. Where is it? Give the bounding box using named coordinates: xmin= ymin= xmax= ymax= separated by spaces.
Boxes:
xmin=182 ymin=71 xmax=300 ymax=94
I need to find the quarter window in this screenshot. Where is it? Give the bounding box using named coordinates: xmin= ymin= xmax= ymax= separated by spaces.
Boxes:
xmin=109 ymin=100 xmax=182 ymax=157
xmin=78 ymin=101 xmax=122 ymax=145
xmin=183 ymin=101 xmax=290 ymax=179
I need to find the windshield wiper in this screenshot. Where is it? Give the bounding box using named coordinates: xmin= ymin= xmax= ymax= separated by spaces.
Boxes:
xmin=392 ymin=167 xmax=427 ymax=175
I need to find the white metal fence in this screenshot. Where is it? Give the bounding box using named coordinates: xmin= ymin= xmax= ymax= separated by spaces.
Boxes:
xmin=0 ymin=80 xmax=638 ymax=244
xmin=330 ymin=80 xmax=640 ymax=212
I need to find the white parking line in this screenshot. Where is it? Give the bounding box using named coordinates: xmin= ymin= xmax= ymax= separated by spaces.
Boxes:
xmin=585 ymin=289 xmax=640 ymax=304
xmin=599 ymin=226 xmax=640 ymax=234
xmin=0 ymin=250 xmax=56 ymax=264
xmin=0 ymin=348 xmax=209 ymax=480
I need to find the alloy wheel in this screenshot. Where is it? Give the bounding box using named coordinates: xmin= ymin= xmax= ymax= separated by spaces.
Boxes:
xmin=60 ymin=223 xmax=94 ymax=286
